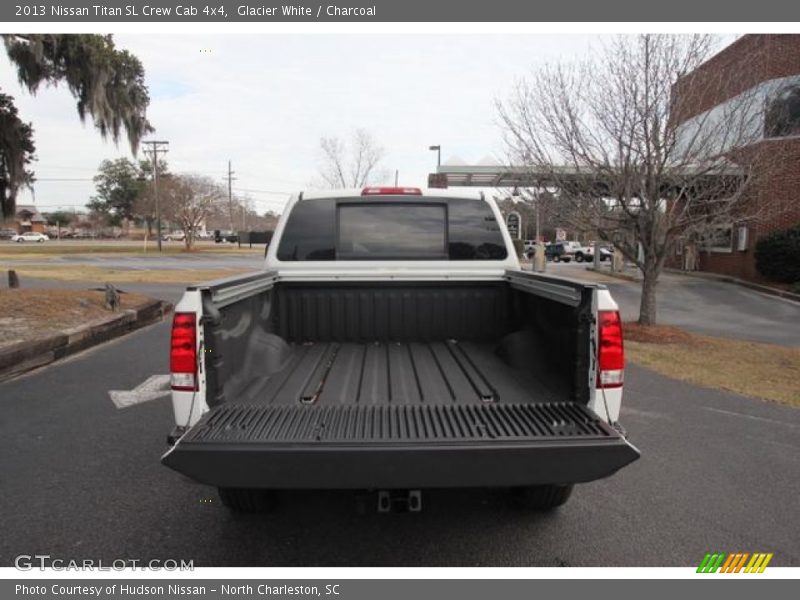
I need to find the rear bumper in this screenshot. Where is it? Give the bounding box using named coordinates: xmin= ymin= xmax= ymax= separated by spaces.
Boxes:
xmin=162 ymin=402 xmax=640 ymax=489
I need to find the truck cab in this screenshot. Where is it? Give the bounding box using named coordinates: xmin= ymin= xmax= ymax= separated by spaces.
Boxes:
xmin=162 ymin=187 xmax=638 ymax=512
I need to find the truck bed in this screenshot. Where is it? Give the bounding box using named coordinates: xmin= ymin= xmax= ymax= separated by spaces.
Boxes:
xmin=163 ymin=274 xmax=639 ymax=490
xmin=241 ymin=340 xmax=564 ymax=406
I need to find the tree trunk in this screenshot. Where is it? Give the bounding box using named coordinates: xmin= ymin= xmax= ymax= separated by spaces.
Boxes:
xmin=638 ymin=266 xmax=659 ymax=326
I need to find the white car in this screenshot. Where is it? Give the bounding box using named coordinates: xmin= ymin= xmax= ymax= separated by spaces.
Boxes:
xmin=11 ymin=232 xmax=49 ymax=243
xmin=575 ymin=242 xmax=614 ymax=263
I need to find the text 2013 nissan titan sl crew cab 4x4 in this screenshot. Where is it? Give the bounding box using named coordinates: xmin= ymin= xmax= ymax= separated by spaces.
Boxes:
xmin=161 ymin=187 xmax=639 ymax=512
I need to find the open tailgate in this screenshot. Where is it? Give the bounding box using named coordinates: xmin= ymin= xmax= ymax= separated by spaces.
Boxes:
xmin=162 ymin=402 xmax=639 ymax=489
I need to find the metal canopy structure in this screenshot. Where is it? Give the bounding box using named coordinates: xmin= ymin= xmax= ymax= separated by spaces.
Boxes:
xmin=428 ymin=165 xmax=589 ymax=188
xmin=427 ymin=164 xmax=745 ymax=191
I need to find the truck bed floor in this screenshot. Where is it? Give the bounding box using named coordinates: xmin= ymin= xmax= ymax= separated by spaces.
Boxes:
xmin=239 ymin=341 xmax=564 ymax=406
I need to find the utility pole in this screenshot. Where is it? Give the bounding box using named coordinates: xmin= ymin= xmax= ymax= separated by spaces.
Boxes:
xmin=226 ymin=160 xmax=236 ymax=232
xmin=143 ymin=140 xmax=169 ymax=252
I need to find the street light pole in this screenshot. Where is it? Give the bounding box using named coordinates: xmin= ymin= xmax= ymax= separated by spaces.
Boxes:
xmin=428 ymin=145 xmax=441 ymax=168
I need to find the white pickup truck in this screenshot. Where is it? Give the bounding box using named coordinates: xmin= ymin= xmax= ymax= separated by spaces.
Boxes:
xmin=162 ymin=187 xmax=639 ymax=512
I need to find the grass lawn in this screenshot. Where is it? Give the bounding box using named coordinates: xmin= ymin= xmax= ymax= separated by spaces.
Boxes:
xmin=624 ymin=323 xmax=800 ymax=407
xmin=7 ymin=265 xmax=252 ymax=284
xmin=0 ymin=288 xmax=152 ymax=349
xmin=0 ymin=242 xmax=261 ymax=259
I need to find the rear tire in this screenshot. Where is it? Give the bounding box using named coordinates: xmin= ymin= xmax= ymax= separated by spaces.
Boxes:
xmin=553 ymin=255 xmax=561 ymax=263
xmin=218 ymin=488 xmax=277 ymax=513
xmin=575 ymin=253 xmax=584 ymax=263
xmin=512 ymin=484 xmax=574 ymax=510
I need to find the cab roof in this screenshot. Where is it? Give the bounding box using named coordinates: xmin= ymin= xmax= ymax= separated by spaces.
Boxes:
xmin=299 ymin=187 xmax=485 ymax=201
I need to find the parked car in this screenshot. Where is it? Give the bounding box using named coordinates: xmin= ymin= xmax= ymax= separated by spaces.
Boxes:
xmin=162 ymin=231 xmax=186 ymax=242
xmin=0 ymin=228 xmax=17 ymax=240
xmin=11 ymin=232 xmax=49 ymax=243
xmin=575 ymin=243 xmax=614 ymax=263
xmin=214 ymin=230 xmax=239 ymax=243
xmin=162 ymin=186 xmax=638 ymax=514
xmin=598 ymin=245 xmax=614 ymax=261
xmin=545 ymin=242 xmax=572 ymax=262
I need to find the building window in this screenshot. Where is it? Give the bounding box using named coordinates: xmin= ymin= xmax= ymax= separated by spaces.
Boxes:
xmin=702 ymin=225 xmax=734 ymax=253
xmin=764 ymin=84 xmax=800 ymax=138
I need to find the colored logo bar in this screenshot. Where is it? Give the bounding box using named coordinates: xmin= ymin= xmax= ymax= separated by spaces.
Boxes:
xmin=697 ymin=552 xmax=773 ymax=573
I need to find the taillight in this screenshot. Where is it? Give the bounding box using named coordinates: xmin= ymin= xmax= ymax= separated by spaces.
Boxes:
xmin=597 ymin=310 xmax=624 ymax=388
xmin=361 ymin=186 xmax=422 ymax=196
xmin=170 ymin=312 xmax=198 ymax=391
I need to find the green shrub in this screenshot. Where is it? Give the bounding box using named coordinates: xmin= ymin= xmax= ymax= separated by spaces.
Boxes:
xmin=754 ymin=225 xmax=800 ymax=283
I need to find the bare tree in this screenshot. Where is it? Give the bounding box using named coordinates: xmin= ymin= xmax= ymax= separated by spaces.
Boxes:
xmin=316 ymin=128 xmax=387 ymax=188
xmin=161 ymin=175 xmax=224 ymax=249
xmin=132 ymin=186 xmax=156 ymax=238
xmin=497 ymin=34 xmax=770 ymax=326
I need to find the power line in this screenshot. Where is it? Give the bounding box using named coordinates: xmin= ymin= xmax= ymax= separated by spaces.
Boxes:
xmin=21 ymin=203 xmax=88 ymax=208
xmin=31 ymin=177 xmax=94 ymax=181
xmin=233 ymin=187 xmax=292 ymax=196
xmin=231 ymin=172 xmax=306 ymax=186
xmin=30 ymin=165 xmax=99 ymax=171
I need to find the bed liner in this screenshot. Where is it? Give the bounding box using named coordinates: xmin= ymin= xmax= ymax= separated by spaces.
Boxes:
xmin=240 ymin=340 xmax=564 ymax=406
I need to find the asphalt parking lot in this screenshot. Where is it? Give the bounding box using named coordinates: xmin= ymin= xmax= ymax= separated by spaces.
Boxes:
xmin=1 ymin=317 xmax=798 ymax=567
xmin=1 ymin=257 xmax=798 ymax=567
xmin=542 ymin=261 xmax=800 ymax=346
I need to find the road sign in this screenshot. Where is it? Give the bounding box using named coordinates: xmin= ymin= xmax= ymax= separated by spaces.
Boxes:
xmin=506 ymin=212 xmax=521 ymax=240
xmin=556 ymin=228 xmax=567 ymax=241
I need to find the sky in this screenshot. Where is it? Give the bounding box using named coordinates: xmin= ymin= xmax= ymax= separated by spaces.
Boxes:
xmin=1 ymin=34 xmax=606 ymax=214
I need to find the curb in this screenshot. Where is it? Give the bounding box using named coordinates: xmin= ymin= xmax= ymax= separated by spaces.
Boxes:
xmin=584 ymin=266 xmax=640 ymax=283
xmin=0 ymin=299 xmax=173 ymax=383
xmin=664 ymin=268 xmax=800 ymax=303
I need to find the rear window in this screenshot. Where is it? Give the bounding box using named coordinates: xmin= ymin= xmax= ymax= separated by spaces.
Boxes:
xmin=276 ymin=196 xmax=507 ymax=261
xmin=338 ymin=203 xmax=447 ymax=260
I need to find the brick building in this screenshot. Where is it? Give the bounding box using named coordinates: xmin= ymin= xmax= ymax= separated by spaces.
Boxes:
xmin=13 ymin=205 xmax=46 ymax=234
xmin=670 ymin=34 xmax=800 ymax=282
